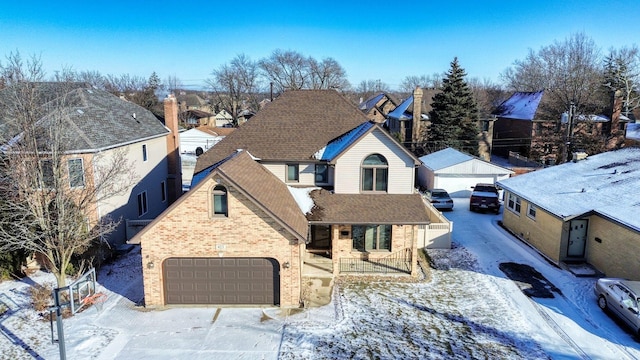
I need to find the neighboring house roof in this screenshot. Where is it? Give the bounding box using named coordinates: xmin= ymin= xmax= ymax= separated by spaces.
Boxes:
xmin=307 ymin=189 xmax=430 ymax=225
xmin=180 ymin=109 xmax=213 ymax=119
xmin=359 ymin=92 xmax=398 ymax=114
xmin=627 ymin=123 xmax=640 ymax=140
xmin=419 ymin=148 xmax=513 ymax=175
xmin=492 ymin=91 xmax=544 ymax=120
xmin=190 ymin=150 xmax=308 ymax=240
xmin=497 ymin=147 xmax=640 ymax=231
xmin=387 ymin=95 xmax=414 ymax=120
xmin=0 ymin=82 xmax=168 ymax=152
xmin=194 ymin=90 xmax=369 ymax=173
xmin=177 ymin=93 xmax=207 ymax=108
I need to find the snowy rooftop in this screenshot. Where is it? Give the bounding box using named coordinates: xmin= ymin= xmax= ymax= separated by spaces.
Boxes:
xmin=419 ymin=147 xmax=474 ymax=171
xmin=627 ymin=123 xmax=640 ymax=141
xmin=497 ymin=147 xmax=640 ymax=231
xmin=358 ymin=92 xmax=385 ymax=112
xmin=386 ymin=95 xmax=413 ymax=120
xmin=493 ymin=91 xmax=544 ymax=120
xmin=314 ymin=121 xmax=375 ymax=161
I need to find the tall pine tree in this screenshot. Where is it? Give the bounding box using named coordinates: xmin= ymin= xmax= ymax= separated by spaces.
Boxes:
xmin=428 ymin=57 xmax=480 ymax=155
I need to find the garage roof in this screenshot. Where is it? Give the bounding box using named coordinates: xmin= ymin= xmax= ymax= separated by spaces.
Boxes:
xmin=419 ymin=148 xmax=513 ymax=175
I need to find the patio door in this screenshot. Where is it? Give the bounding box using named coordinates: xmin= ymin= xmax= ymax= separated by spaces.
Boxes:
xmin=567 ymin=219 xmax=588 ymax=257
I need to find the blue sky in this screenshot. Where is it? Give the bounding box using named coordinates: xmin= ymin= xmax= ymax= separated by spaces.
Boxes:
xmin=1 ymin=0 xmax=637 ymax=90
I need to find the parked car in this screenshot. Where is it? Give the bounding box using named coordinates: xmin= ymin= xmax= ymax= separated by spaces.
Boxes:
xmin=594 ymin=278 xmax=640 ymax=336
xmin=424 ymin=189 xmax=454 ymax=210
xmin=469 ymin=183 xmax=500 ymax=213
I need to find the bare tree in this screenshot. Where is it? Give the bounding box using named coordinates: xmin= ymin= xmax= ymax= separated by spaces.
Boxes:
xmin=467 ymin=77 xmax=507 ymax=118
xmin=103 ymin=73 xmax=147 ymax=95
xmin=0 ymin=55 xmax=136 ymax=287
xmin=307 ymin=57 xmax=350 ymax=90
xmin=399 ymin=74 xmax=443 ymax=93
xmin=501 ymin=32 xmax=606 ymax=118
xmin=164 ymin=75 xmax=183 ymax=95
xmin=604 ymin=46 xmax=640 ymax=117
xmin=354 ymin=79 xmax=390 ymax=100
xmin=258 ymin=49 xmax=308 ymax=92
xmin=207 ymin=54 xmax=262 ymax=124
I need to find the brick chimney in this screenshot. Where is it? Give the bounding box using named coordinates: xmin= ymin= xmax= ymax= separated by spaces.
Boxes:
xmin=411 ymin=87 xmax=423 ymax=150
xmin=163 ymin=94 xmax=182 ymax=203
xmin=611 ymin=89 xmax=623 ymax=136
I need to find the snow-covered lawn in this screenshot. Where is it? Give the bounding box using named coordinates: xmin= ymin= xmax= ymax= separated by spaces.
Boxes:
xmin=1 ymin=198 xmax=639 ymax=359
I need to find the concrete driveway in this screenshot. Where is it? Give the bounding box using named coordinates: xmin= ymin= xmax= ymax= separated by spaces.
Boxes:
xmin=92 ymin=297 xmax=287 ymax=360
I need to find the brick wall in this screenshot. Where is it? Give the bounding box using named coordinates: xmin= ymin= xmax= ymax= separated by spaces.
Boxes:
xmin=587 ymin=215 xmax=640 ymax=280
xmin=140 ymin=176 xmax=303 ymax=307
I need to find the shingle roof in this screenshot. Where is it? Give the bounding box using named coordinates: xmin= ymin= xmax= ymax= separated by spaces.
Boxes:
xmin=0 ymin=82 xmax=168 ymax=152
xmin=497 ymin=147 xmax=640 ymax=231
xmin=307 ymin=189 xmax=431 ymax=225
xmin=203 ymin=150 xmax=309 ymax=239
xmin=194 ymin=90 xmax=369 ymax=173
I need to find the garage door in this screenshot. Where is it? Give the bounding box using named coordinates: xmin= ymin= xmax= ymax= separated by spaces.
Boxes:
xmin=435 ymin=175 xmax=496 ymax=197
xmin=163 ymin=257 xmax=279 ymax=305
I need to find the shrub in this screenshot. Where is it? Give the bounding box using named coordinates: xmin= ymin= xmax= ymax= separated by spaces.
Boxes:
xmin=0 ymin=249 xmax=27 ymax=280
xmin=30 ymin=282 xmax=53 ymax=312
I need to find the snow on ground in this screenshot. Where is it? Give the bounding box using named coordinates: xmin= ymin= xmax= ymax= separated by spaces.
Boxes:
xmin=1 ymin=198 xmax=640 ymax=359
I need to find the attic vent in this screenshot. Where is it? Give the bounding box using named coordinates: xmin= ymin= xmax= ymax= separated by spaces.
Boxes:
xmin=76 ymin=109 xmax=84 ymax=114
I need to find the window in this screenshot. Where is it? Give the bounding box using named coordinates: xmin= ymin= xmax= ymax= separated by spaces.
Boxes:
xmin=68 ymin=158 xmax=85 ymax=188
xmin=212 ymin=185 xmax=228 ymax=217
xmin=352 ymin=225 xmax=392 ymax=252
xmin=160 ymin=181 xmax=167 ymax=202
xmin=507 ymin=193 xmax=521 ymax=214
xmin=142 ymin=144 xmax=147 ymax=162
xmin=137 ymin=191 xmax=148 ymax=217
xmin=361 ymin=154 xmax=388 ymax=192
xmin=527 ymin=204 xmax=537 ymax=219
xmin=315 ymin=164 xmax=328 ymax=183
xmin=40 ymin=160 xmax=54 ymax=188
xmin=481 ymin=120 xmax=490 ymax=132
xmin=286 ymin=164 xmax=299 ymax=182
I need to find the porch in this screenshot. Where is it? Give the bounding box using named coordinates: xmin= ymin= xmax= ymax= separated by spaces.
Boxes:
xmin=303 ymin=248 xmax=413 ymax=276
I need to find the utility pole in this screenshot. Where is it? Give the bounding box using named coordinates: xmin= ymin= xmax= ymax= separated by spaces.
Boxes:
xmin=565 ymin=102 xmax=575 ymax=162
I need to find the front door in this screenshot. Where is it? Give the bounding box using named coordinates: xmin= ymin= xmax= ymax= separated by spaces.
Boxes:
xmin=308 ymin=225 xmax=332 ymax=258
xmin=567 ymin=219 xmax=588 ymax=257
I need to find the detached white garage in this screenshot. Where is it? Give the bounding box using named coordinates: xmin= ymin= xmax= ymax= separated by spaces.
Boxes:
xmin=418 ymin=148 xmax=513 ymax=197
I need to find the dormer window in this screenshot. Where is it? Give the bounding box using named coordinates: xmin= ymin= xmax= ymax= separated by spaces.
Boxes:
xmin=361 ymin=154 xmax=388 ymax=192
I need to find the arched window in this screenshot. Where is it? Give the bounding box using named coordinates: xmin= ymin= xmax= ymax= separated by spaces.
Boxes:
xmin=212 ymin=185 xmax=228 ymax=217
xmin=361 ymin=154 xmax=388 ymax=192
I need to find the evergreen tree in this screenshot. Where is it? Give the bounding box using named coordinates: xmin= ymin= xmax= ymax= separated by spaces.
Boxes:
xmin=428 ymin=57 xmax=480 ymax=155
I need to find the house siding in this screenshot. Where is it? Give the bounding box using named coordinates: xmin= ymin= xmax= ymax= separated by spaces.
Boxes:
xmin=140 ymin=176 xmax=303 ymax=308
xmin=586 ymin=215 xmax=640 ymax=280
xmin=99 ymin=136 xmax=169 ymax=244
xmin=501 ymin=193 xmax=564 ymax=263
xmin=334 ymin=130 xmax=415 ymax=194
xmin=262 ymin=162 xmax=334 ymax=187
